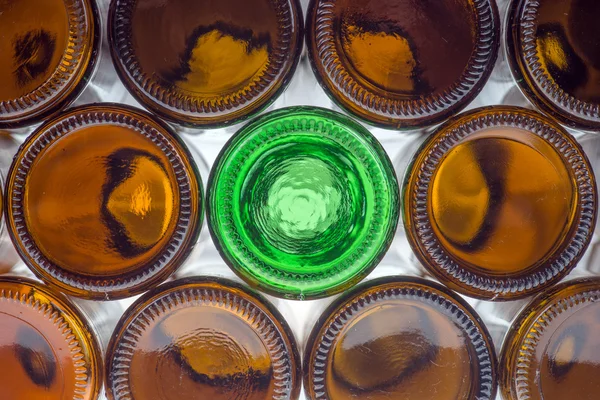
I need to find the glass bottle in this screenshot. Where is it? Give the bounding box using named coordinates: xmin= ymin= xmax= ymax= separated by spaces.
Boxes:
xmin=500 ymin=277 xmax=600 ymax=400
xmin=105 ymin=277 xmax=301 ymax=400
xmin=0 ymin=276 xmax=102 ymax=399
xmin=304 ymin=276 xmax=497 ymax=400
xmin=4 ymin=103 xmax=204 ymax=300
xmin=108 ymin=0 xmax=303 ymax=128
xmin=207 ymin=106 xmax=400 ymax=300
xmin=306 ymin=0 xmax=500 ymax=129
xmin=507 ymin=0 xmax=600 ymax=131
xmin=0 ymin=0 xmax=99 ymax=129
xmin=403 ymin=106 xmax=597 ymax=300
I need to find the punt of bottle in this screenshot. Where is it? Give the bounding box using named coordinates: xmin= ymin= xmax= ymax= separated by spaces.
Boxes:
xmin=5 ymin=104 xmax=203 ymax=300
xmin=0 ymin=0 xmax=99 ymax=129
xmin=0 ymin=276 xmax=102 ymax=399
xmin=404 ymin=106 xmax=597 ymax=300
xmin=108 ymin=0 xmax=303 ymax=128
xmin=105 ymin=277 xmax=301 ymax=400
xmin=500 ymin=277 xmax=600 ymax=400
xmin=207 ymin=107 xmax=399 ymax=299
xmin=306 ymin=0 xmax=500 ymax=129
xmin=304 ymin=276 xmax=497 ymax=400
xmin=507 ymin=0 xmax=600 ymax=130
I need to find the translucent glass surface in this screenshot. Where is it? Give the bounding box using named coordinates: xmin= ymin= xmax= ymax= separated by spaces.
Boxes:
xmin=2 ymin=0 xmax=600 ymax=399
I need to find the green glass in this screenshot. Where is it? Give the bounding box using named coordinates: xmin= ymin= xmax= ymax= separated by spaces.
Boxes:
xmin=208 ymin=106 xmax=399 ymax=299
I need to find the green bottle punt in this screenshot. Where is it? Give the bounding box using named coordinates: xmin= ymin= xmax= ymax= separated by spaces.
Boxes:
xmin=208 ymin=107 xmax=399 ymax=299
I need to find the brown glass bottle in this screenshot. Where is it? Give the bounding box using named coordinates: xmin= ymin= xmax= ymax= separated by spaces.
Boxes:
xmin=403 ymin=106 xmax=597 ymax=300
xmin=507 ymin=0 xmax=600 ymax=130
xmin=306 ymin=0 xmax=500 ymax=129
xmin=0 ymin=276 xmax=103 ymax=399
xmin=105 ymin=277 xmax=301 ymax=400
xmin=0 ymin=0 xmax=99 ymax=129
xmin=108 ymin=0 xmax=303 ymax=128
xmin=5 ymin=104 xmax=204 ymax=300
xmin=500 ymin=277 xmax=600 ymax=400
xmin=304 ymin=276 xmax=497 ymax=400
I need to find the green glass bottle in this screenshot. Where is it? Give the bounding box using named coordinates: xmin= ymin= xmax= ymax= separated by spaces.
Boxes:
xmin=207 ymin=107 xmax=399 ymax=299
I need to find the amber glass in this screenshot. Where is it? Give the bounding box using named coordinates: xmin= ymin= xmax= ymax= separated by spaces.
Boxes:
xmin=0 ymin=276 xmax=102 ymax=399
xmin=403 ymin=106 xmax=597 ymax=300
xmin=306 ymin=0 xmax=500 ymax=129
xmin=500 ymin=277 xmax=600 ymax=400
xmin=108 ymin=0 xmax=303 ymax=128
xmin=304 ymin=276 xmax=497 ymax=400
xmin=507 ymin=0 xmax=600 ymax=130
xmin=106 ymin=277 xmax=301 ymax=400
xmin=5 ymin=104 xmax=203 ymax=300
xmin=0 ymin=0 xmax=99 ymax=129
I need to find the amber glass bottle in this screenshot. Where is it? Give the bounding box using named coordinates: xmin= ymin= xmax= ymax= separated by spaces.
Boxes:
xmin=304 ymin=276 xmax=497 ymax=400
xmin=500 ymin=277 xmax=600 ymax=400
xmin=403 ymin=106 xmax=597 ymax=300
xmin=507 ymin=0 xmax=600 ymax=130
xmin=5 ymin=104 xmax=203 ymax=300
xmin=0 ymin=276 xmax=102 ymax=399
xmin=306 ymin=0 xmax=500 ymax=129
xmin=108 ymin=0 xmax=303 ymax=128
xmin=0 ymin=0 xmax=99 ymax=129
xmin=106 ymin=277 xmax=301 ymax=400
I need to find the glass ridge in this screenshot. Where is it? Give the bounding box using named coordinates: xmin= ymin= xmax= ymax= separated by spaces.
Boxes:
xmin=106 ymin=277 xmax=301 ymax=400
xmin=304 ymin=276 xmax=497 ymax=400
xmin=306 ymin=0 xmax=500 ymax=129
xmin=0 ymin=0 xmax=99 ymax=128
xmin=208 ymin=106 xmax=399 ymax=299
xmin=501 ymin=277 xmax=600 ymax=400
xmin=507 ymin=0 xmax=600 ymax=130
xmin=108 ymin=0 xmax=303 ymax=128
xmin=403 ymin=106 xmax=597 ymax=300
xmin=5 ymin=103 xmax=204 ymax=300
xmin=0 ymin=276 xmax=103 ymax=400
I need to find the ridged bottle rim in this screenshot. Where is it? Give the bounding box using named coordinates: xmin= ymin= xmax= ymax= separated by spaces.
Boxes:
xmin=506 ymin=0 xmax=600 ymax=131
xmin=0 ymin=0 xmax=100 ymax=129
xmin=500 ymin=277 xmax=600 ymax=400
xmin=306 ymin=0 xmax=500 ymax=129
xmin=403 ymin=106 xmax=597 ymax=300
xmin=108 ymin=0 xmax=304 ymax=128
xmin=0 ymin=276 xmax=103 ymax=400
xmin=304 ymin=276 xmax=498 ymax=400
xmin=207 ymin=106 xmax=400 ymax=300
xmin=5 ymin=103 xmax=204 ymax=300
xmin=105 ymin=276 xmax=301 ymax=400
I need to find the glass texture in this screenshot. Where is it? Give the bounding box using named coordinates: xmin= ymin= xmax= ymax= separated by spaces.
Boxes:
xmin=108 ymin=0 xmax=303 ymax=128
xmin=0 ymin=276 xmax=103 ymax=400
xmin=5 ymin=104 xmax=204 ymax=299
xmin=403 ymin=106 xmax=597 ymax=300
xmin=0 ymin=0 xmax=99 ymax=128
xmin=208 ymin=106 xmax=399 ymax=299
xmin=507 ymin=0 xmax=600 ymax=130
xmin=106 ymin=277 xmax=301 ymax=400
xmin=304 ymin=277 xmax=497 ymax=400
xmin=501 ymin=277 xmax=600 ymax=400
xmin=2 ymin=1 xmax=600 ymax=399
xmin=306 ymin=0 xmax=500 ymax=128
